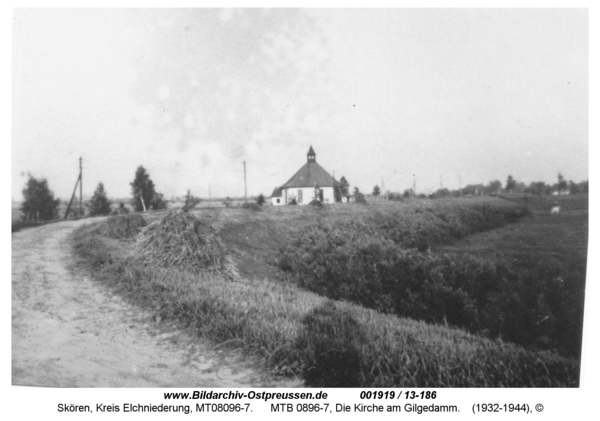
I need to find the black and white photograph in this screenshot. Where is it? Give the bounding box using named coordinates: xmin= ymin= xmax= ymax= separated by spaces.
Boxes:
xmin=8 ymin=4 xmax=595 ymax=411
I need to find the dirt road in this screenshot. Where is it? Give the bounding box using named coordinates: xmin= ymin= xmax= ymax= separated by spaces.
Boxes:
xmin=12 ymin=219 xmax=300 ymax=387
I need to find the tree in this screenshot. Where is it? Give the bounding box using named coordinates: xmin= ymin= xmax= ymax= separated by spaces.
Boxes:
xmin=351 ymin=186 xmax=366 ymax=204
xmin=557 ymin=172 xmax=567 ymax=194
xmin=21 ymin=174 xmax=60 ymax=221
xmin=462 ymin=183 xmax=484 ymax=196
xmin=150 ymin=192 xmax=168 ymax=210
xmin=372 ymin=185 xmax=381 ymax=199
xmin=568 ymin=181 xmax=580 ymax=195
xmin=88 ymin=182 xmax=112 ymax=216
xmin=433 ymin=188 xmax=450 ymax=198
xmin=183 ymin=190 xmax=201 ymax=210
xmin=130 ymin=166 xmax=167 ymax=211
xmin=333 ymin=184 xmax=342 ymax=202
xmin=339 ymin=176 xmax=350 ymax=196
xmin=514 ymin=181 xmax=526 ymax=194
xmin=334 ymin=176 xmax=350 ymax=202
xmin=505 ymin=175 xmax=516 ymax=193
xmin=387 ymin=191 xmax=403 ymax=201
xmin=486 ymin=180 xmax=502 ymax=195
xmin=256 ymin=193 xmax=265 ymax=206
xmin=526 ymin=181 xmax=549 ymax=196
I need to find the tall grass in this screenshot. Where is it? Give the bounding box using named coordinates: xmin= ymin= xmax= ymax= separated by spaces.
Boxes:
xmin=299 ymin=301 xmax=577 ymax=387
xmin=69 ymin=216 xmax=579 ymax=387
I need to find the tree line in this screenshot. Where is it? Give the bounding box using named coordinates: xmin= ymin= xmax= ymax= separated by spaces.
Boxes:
xmin=19 ymin=168 xmax=589 ymax=222
xmin=19 ymin=166 xmax=167 ymax=222
xmin=382 ymin=172 xmax=588 ymax=201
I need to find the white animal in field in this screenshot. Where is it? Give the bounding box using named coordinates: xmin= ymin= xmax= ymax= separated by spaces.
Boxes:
xmin=551 ymin=205 xmax=561 ymax=214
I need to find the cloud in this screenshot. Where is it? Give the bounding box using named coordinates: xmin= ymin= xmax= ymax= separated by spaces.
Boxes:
xmin=12 ymin=9 xmax=587 ymax=200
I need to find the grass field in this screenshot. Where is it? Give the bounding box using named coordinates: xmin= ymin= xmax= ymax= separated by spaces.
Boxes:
xmin=437 ymin=194 xmax=587 ymax=260
xmin=433 ymin=195 xmax=587 ymax=358
xmin=67 ymin=195 xmax=587 ymax=387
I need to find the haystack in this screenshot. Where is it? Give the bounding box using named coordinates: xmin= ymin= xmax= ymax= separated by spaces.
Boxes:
xmin=136 ymin=210 xmax=231 ymax=273
xmin=101 ymin=214 xmax=147 ymax=239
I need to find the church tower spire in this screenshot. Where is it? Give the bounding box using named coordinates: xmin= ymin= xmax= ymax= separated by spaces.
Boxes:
xmin=307 ymin=146 xmax=316 ymax=163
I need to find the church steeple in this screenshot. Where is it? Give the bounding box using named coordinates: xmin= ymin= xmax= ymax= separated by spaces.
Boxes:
xmin=307 ymin=146 xmax=316 ymax=163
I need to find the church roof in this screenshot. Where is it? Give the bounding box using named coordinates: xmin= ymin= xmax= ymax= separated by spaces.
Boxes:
xmin=281 ymin=161 xmax=336 ymax=188
xmin=270 ymin=186 xmax=283 ymax=198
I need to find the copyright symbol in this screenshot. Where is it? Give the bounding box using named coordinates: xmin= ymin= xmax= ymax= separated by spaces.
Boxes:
xmin=535 ymin=404 xmax=544 ymax=412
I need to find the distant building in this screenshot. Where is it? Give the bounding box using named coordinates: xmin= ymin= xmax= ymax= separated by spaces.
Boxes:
xmin=271 ymin=147 xmax=337 ymax=206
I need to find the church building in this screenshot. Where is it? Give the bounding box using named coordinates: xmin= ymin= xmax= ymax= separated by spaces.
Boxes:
xmin=271 ymin=147 xmax=337 ymax=206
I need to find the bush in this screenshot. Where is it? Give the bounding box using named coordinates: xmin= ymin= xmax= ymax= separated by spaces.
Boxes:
xmin=298 ymin=301 xmax=365 ymax=387
xmin=101 ymin=214 xmax=147 ymax=240
xmin=355 ymin=192 xmax=368 ymax=205
xmin=242 ymin=202 xmax=262 ymax=211
xmin=256 ymin=194 xmax=265 ymax=206
xmin=308 ymin=199 xmax=323 ymax=208
xmin=111 ymin=202 xmax=130 ymax=215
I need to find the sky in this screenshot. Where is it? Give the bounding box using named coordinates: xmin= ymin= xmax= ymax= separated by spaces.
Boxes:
xmin=11 ymin=8 xmax=589 ymax=201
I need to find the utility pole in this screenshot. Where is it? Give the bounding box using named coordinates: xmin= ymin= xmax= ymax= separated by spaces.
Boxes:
xmin=413 ymin=174 xmax=416 ymax=194
xmin=79 ymin=157 xmax=83 ymax=217
xmin=65 ymin=157 xmax=83 ymax=219
xmin=243 ymin=161 xmax=247 ymax=200
xmin=209 ymin=184 xmax=211 ymax=203
xmin=64 ymin=172 xmax=80 ymax=219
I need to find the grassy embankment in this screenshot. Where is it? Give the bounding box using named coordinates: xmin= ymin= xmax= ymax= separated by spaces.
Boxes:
xmin=70 ymin=196 xmax=583 ymax=387
xmin=278 ymin=195 xmax=587 ymax=359
xmin=434 ymin=194 xmax=587 ymax=358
